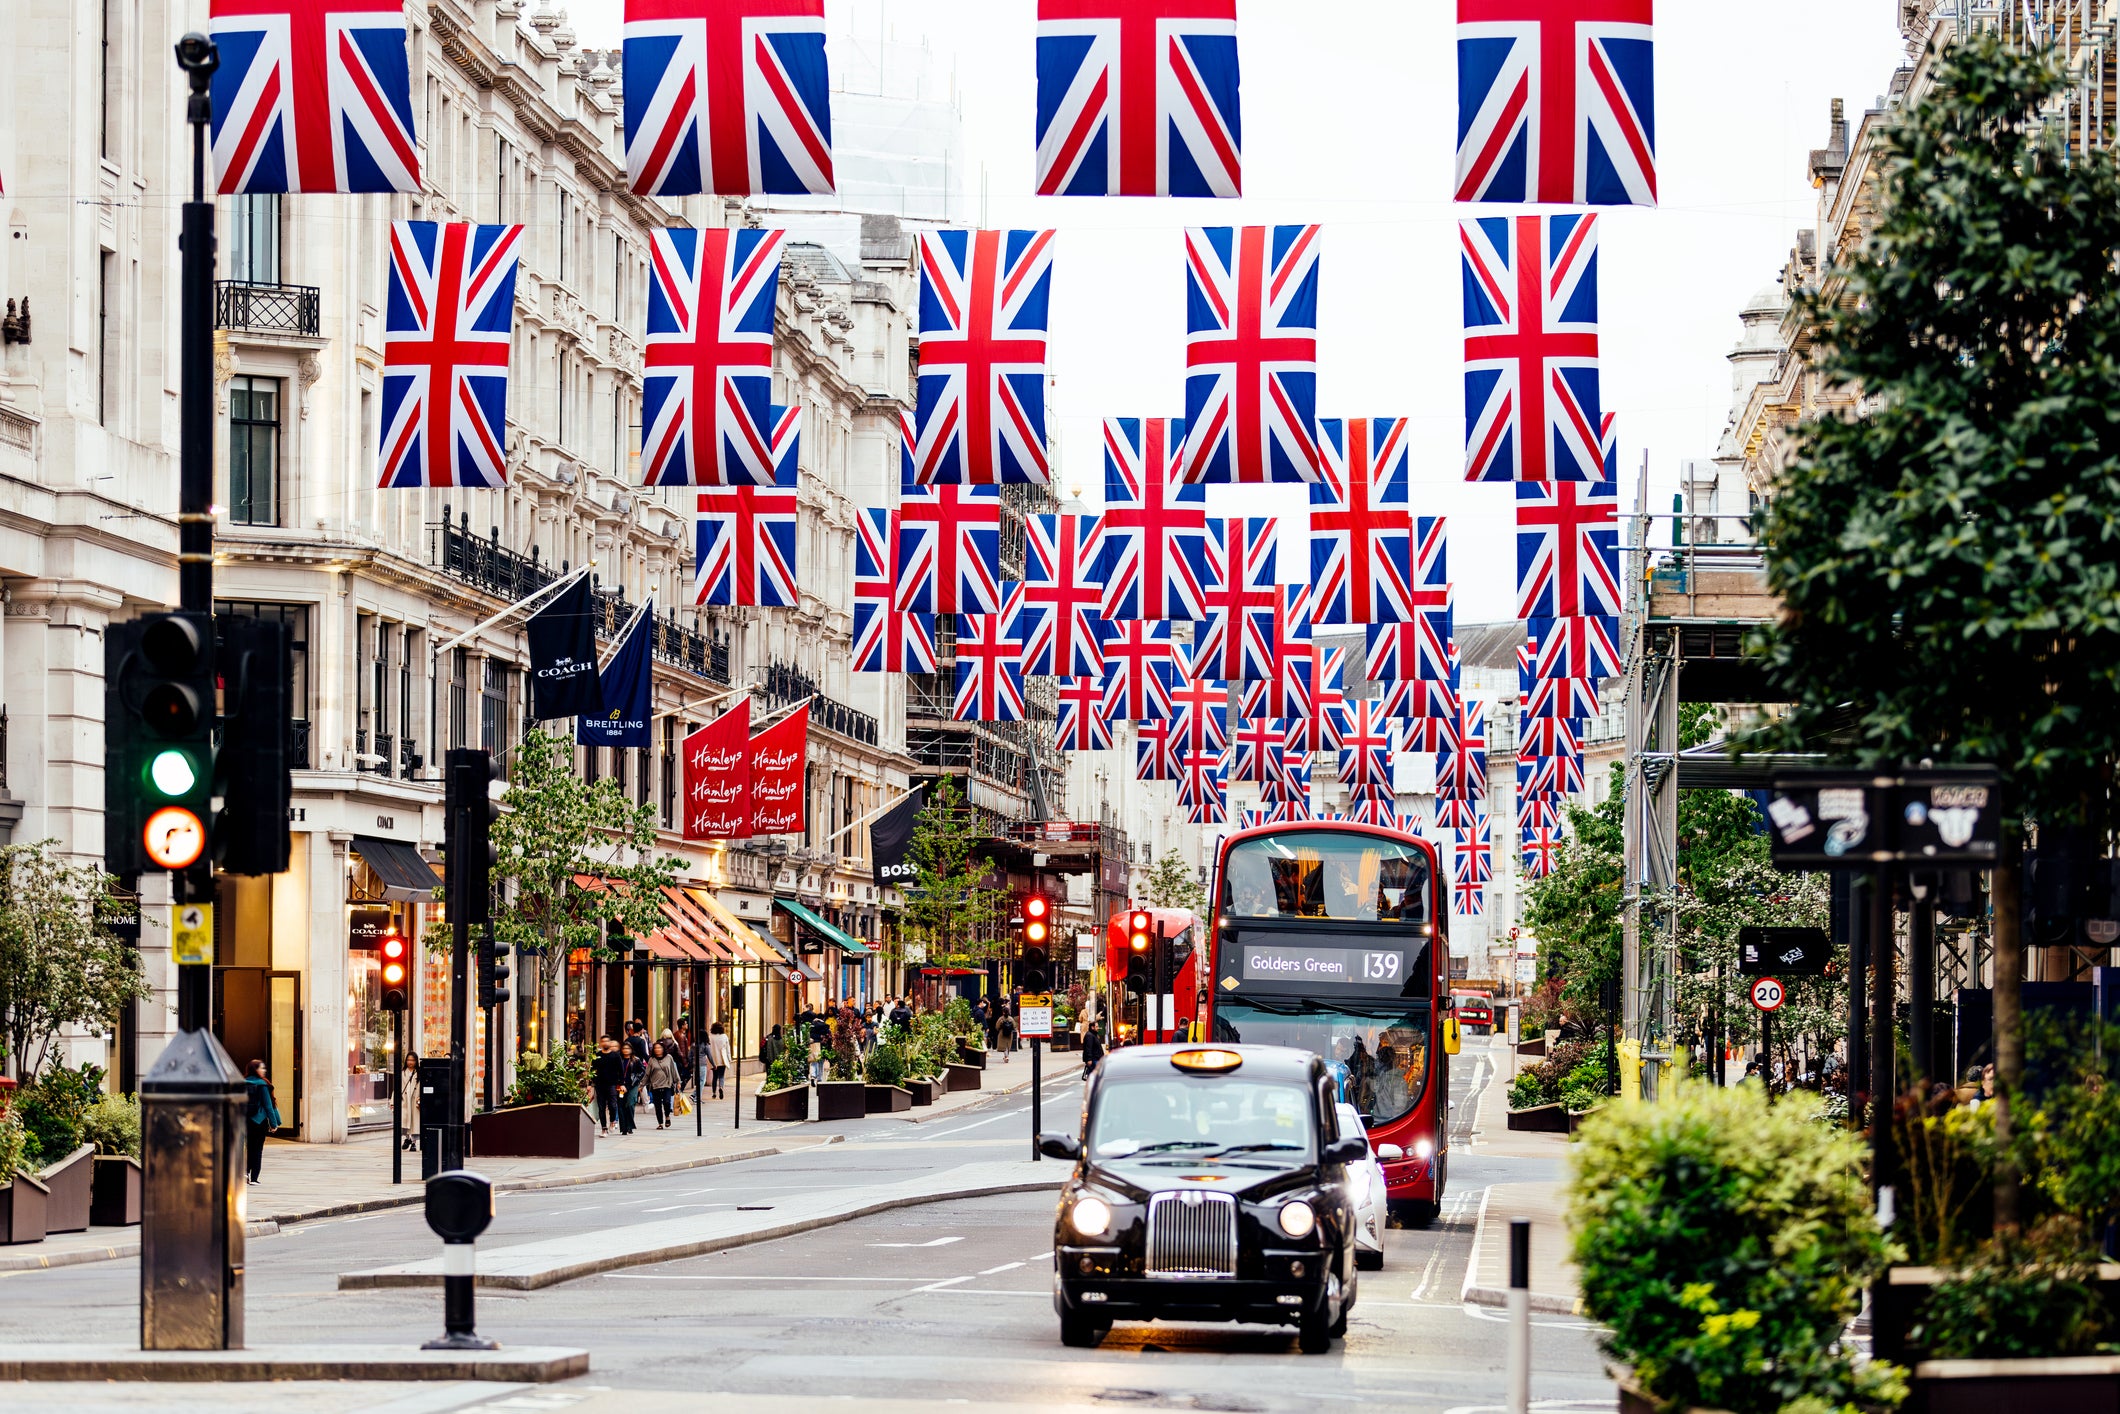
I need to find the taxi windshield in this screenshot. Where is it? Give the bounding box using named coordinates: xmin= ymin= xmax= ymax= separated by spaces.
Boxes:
xmin=1088 ymin=1072 xmax=1316 ymax=1164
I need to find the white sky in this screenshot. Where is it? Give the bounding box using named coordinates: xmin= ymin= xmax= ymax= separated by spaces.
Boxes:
xmin=565 ymin=0 xmax=1911 ymax=621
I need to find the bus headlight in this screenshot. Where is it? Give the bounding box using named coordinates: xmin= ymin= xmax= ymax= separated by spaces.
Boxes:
xmin=1071 ymin=1196 xmax=1113 ymax=1238
xmin=1278 ymin=1200 xmax=1316 ymax=1238
xmin=1413 ymin=1138 xmax=1435 ymax=1161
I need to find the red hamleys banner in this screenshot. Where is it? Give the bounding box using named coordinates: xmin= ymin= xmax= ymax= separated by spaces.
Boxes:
xmin=682 ymin=698 xmax=751 ymax=840
xmin=749 ymin=702 xmax=810 ymax=837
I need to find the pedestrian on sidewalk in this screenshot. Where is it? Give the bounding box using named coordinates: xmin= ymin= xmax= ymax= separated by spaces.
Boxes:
xmin=619 ymin=1041 xmax=645 ymax=1134
xmin=708 ymin=1021 xmax=731 ymax=1099
xmin=592 ymin=1036 xmax=625 ymax=1136
xmin=890 ymin=996 xmax=912 ymax=1032
xmin=1081 ymin=1025 xmax=1105 ymax=1090
xmin=806 ymin=1029 xmax=825 ymax=1086
xmin=242 ymin=1059 xmax=279 ymax=1184
xmin=997 ymin=1009 xmax=1017 ymax=1062
xmin=401 ymin=1051 xmax=422 ymax=1152
xmin=661 ymin=1027 xmax=688 ymax=1088
xmin=645 ymin=1042 xmax=680 ymax=1129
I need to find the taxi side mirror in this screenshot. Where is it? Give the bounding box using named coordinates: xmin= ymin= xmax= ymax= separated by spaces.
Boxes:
xmin=1442 ymin=1015 xmax=1462 ymax=1056
xmin=1322 ymin=1136 xmax=1368 ymax=1166
xmin=1039 ymin=1133 xmax=1082 ymax=1161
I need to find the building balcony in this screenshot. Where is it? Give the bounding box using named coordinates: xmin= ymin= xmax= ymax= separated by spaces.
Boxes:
xmin=215 ymin=280 xmax=321 ymax=339
xmin=759 ymin=660 xmax=877 ymax=746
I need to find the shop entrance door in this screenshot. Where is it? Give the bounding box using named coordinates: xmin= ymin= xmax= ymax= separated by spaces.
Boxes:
xmin=213 ymin=968 xmax=303 ymax=1136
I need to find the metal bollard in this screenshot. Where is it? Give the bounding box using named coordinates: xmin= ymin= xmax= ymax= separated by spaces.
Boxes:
xmin=422 ymin=1170 xmax=499 ymax=1351
xmin=139 ymin=1028 xmax=247 ymax=1351
xmin=1507 ymin=1217 xmax=1531 ymax=1414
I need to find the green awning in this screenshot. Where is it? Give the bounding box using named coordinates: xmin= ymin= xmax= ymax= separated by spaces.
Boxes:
xmin=775 ymin=897 xmax=874 ymax=957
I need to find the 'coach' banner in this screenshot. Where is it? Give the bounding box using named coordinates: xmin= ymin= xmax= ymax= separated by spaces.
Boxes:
xmin=682 ymin=698 xmax=751 ymax=840
xmin=749 ymin=702 xmax=810 ymax=836
xmin=526 ymin=575 xmax=602 ymax=719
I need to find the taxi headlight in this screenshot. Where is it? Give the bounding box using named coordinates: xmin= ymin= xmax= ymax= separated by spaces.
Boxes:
xmin=1413 ymin=1138 xmax=1436 ymax=1161
xmin=1278 ymin=1200 xmax=1317 ymax=1239
xmin=1071 ymin=1195 xmax=1113 ymax=1238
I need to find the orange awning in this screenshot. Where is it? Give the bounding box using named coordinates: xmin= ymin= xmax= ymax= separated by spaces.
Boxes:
xmin=568 ymin=874 xmax=723 ymax=964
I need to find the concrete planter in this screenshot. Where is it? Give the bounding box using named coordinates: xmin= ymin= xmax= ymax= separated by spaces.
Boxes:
xmin=470 ymin=1103 xmax=596 ymax=1160
xmin=906 ymin=1077 xmax=940 ymax=1106
xmin=1875 ymin=1264 xmax=2120 ymax=1364
xmin=864 ymin=1084 xmax=913 ymax=1114
xmin=37 ymin=1143 xmax=94 ymax=1233
xmin=1567 ymin=1105 xmax=1604 ymax=1134
xmin=945 ymin=1062 xmax=983 ymax=1092
xmin=1909 ymin=1355 xmax=2120 ymax=1414
xmin=815 ymin=1081 xmax=867 ymax=1121
xmin=1516 ymin=1035 xmax=1548 ymax=1058
xmin=755 ymin=1084 xmax=810 ymax=1122
xmin=0 ymin=1172 xmax=49 ymax=1245
xmin=1506 ymin=1103 xmax=1570 ymax=1133
xmin=89 ymin=1155 xmax=142 ymax=1227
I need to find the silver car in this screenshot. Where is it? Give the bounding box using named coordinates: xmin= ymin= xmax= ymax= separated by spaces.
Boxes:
xmin=1335 ymin=1101 xmax=1397 ymax=1271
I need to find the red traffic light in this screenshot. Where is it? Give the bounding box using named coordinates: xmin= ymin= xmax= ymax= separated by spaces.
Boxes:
xmin=380 ymin=930 xmax=408 ymax=986
xmin=380 ymin=931 xmax=406 ymax=960
xmin=1129 ymin=909 xmax=1152 ymax=951
xmin=1025 ymin=895 xmax=1050 ymax=921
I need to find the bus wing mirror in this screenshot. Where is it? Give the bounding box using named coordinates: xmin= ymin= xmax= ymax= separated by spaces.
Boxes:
xmin=1442 ymin=1016 xmax=1462 ymax=1056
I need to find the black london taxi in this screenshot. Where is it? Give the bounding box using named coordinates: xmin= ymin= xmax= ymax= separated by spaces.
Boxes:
xmin=1038 ymin=1043 xmax=1366 ymax=1353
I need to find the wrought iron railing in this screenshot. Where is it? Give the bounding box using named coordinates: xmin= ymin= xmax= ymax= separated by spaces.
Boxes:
xmin=290 ymin=719 xmax=311 ymax=770
xmin=215 ymin=280 xmax=321 ymax=337
xmin=756 ymin=659 xmax=877 ymax=745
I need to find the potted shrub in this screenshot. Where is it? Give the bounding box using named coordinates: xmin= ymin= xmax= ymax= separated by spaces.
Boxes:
xmin=81 ymin=1093 xmax=141 ymax=1227
xmin=1506 ymin=1039 xmax=1596 ymax=1133
xmin=1571 ymin=1084 xmax=1902 ymax=1414
xmin=815 ymin=1008 xmax=868 ymax=1121
xmin=0 ymin=1108 xmax=46 ymax=1245
xmin=472 ymin=1046 xmax=595 ymax=1159
xmin=861 ymin=1041 xmax=913 ymax=1113
xmin=755 ymin=1032 xmax=812 ymax=1122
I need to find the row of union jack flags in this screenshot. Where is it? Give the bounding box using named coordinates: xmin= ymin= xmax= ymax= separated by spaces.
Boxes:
xmin=206 ymin=2 xmax=1650 ymax=204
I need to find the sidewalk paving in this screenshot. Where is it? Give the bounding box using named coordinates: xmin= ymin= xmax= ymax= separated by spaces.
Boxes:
xmin=1460 ymin=1032 xmax=1582 ymax=1314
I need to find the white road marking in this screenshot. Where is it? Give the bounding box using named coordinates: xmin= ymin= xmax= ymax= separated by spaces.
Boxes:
xmin=640 ymin=1202 xmax=734 ymax=1213
xmin=926 ymin=1112 xmax=1017 ymax=1137
xmin=868 ymin=1236 xmax=964 ymax=1248
xmin=609 ymin=1274 xmax=927 ymax=1283
xmin=976 ymin=1260 xmax=1024 ymax=1274
xmin=907 ymin=1274 xmax=974 ymax=1292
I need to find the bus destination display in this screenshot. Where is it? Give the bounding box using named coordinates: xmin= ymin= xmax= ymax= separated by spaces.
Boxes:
xmin=1241 ymin=944 xmax=1405 ymax=986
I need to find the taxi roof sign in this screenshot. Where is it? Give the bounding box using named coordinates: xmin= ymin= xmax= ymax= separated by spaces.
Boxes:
xmin=1170 ymin=1047 xmax=1243 ymax=1074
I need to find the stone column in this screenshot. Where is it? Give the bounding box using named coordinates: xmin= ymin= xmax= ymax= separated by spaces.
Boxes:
xmin=310 ymin=830 xmax=353 ymax=1143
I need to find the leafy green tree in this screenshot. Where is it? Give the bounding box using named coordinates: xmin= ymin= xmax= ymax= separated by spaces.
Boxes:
xmin=900 ymin=775 xmax=1007 ymax=969
xmin=1667 ymin=857 xmax=1839 ymax=1078
xmin=1753 ymin=37 xmax=2120 ymax=1224
xmin=491 ymin=730 xmax=683 ymax=1055
xmin=1138 ymin=849 xmax=1207 ymax=918
xmin=0 ymin=842 xmax=144 ymax=1079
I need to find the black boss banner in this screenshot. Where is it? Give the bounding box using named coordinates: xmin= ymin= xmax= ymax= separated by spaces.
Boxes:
xmin=870 ymin=786 xmax=926 ymax=888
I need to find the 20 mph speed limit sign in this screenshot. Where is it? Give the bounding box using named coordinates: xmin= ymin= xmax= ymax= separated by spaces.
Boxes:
xmin=1749 ymin=977 xmax=1786 ymax=1012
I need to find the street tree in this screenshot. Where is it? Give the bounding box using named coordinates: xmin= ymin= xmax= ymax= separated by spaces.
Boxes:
xmin=1754 ymin=36 xmax=2120 ymax=1224
xmin=1138 ymin=849 xmax=1207 ymax=918
xmin=900 ymin=775 xmax=1006 ymax=970
xmin=0 ymin=841 xmax=145 ymax=1079
xmin=490 ymin=729 xmax=684 ymax=1055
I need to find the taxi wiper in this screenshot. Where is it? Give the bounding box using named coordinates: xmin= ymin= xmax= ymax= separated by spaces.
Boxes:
xmin=1130 ymin=1140 xmax=1217 ymax=1153
xmin=1205 ymin=1142 xmax=1306 ymax=1156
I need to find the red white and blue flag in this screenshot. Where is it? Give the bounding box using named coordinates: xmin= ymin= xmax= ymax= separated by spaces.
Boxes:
xmin=1056 ymin=675 xmax=1113 ymax=752
xmin=1020 ymin=514 xmax=1109 ymax=678
xmin=1181 ymin=225 xmax=1323 ymax=484
xmin=1525 ymin=673 xmax=1599 ymax=720
xmin=207 ymin=0 xmax=421 ymax=193
xmin=379 ymin=221 xmax=522 ymax=490
xmin=1337 ymin=700 xmax=1395 ymax=794
xmin=1266 ymin=751 xmax=1312 ymax=808
xmin=1457 ymin=813 xmax=1493 ymax=885
xmin=694 ymin=407 xmax=800 ymax=605
xmin=622 ymin=0 xmax=834 ymax=197
xmin=1455 ymin=0 xmax=1656 ymax=208
xmin=853 ymin=508 xmax=937 ymax=674
xmin=1099 ymin=417 xmax=1212 ymax=621
xmin=1191 ymin=516 xmax=1278 ymax=680
xmin=1516 ymin=479 xmax=1622 ymax=618
xmin=1035 ymin=0 xmax=1241 ymax=198
xmin=1532 ymin=614 xmax=1622 ymax=681
xmin=1231 ymin=715 xmax=1284 ymax=785
xmin=1518 ymin=713 xmax=1582 ymax=758
xmin=1179 ymin=750 xmax=1229 ymax=825
xmin=1521 ymin=823 xmax=1563 ymax=879
xmin=1601 ymin=410 xmax=1620 ymax=480
xmin=1462 ymin=214 xmax=1602 ymax=482
xmin=896 ymin=484 xmax=1003 ymax=615
xmin=642 ymin=227 xmax=783 ymax=487
xmin=1136 ymin=714 xmax=1182 ymax=782
xmin=1454 ymin=877 xmax=1485 ymax=916
xmin=1238 ymin=585 xmax=1314 ymax=719
xmin=1285 ymin=648 xmax=1348 ymax=756
xmin=1167 ymin=671 xmax=1230 ymax=759
xmin=954 ymin=587 xmax=1028 ymax=723
xmin=1311 ymin=417 xmax=1414 ymax=625
xmin=1101 ymin=619 xmax=1178 ymax=722
xmin=911 ymin=229 xmax=1055 ymax=485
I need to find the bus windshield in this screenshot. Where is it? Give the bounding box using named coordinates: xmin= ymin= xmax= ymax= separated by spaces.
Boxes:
xmin=1209 ymin=998 xmax=1430 ymax=1127
xmin=1219 ymin=831 xmax=1430 ymax=924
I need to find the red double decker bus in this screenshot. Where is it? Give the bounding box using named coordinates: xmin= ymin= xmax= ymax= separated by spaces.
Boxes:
xmin=1203 ymin=821 xmax=1452 ymax=1226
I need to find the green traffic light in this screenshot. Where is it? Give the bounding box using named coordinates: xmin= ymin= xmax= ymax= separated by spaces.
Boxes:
xmin=147 ymin=748 xmax=198 ymax=798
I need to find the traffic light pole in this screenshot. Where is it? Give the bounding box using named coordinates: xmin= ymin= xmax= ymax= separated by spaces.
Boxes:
xmin=391 ymin=1006 xmax=405 ymax=1186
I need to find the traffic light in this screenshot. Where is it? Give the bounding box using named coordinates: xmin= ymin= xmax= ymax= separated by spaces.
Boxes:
xmin=444 ymin=749 xmax=500 ymax=933
xmin=1020 ymin=946 xmax=1051 ymax=993
xmin=105 ymin=612 xmax=216 ymax=877
xmin=478 ymin=931 xmax=511 ymax=1011
xmin=379 ymin=929 xmax=410 ymax=1012
xmin=214 ymin=615 xmax=293 ymax=876
xmin=1129 ymin=909 xmax=1153 ymax=953
xmin=1022 ymin=893 xmax=1051 ymax=947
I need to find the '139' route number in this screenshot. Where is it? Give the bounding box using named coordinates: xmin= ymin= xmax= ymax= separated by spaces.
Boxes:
xmin=1749 ymin=977 xmax=1785 ymax=1012
xmin=1361 ymin=952 xmax=1401 ymax=981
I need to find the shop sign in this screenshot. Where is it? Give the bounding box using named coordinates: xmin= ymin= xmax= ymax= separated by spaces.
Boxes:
xmin=349 ymin=908 xmax=394 ymax=950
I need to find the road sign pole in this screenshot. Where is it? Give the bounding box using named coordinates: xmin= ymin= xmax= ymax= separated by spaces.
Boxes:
xmin=1031 ymin=1036 xmax=1043 ymax=1162
xmin=1761 ymin=1005 xmax=1774 ymax=1106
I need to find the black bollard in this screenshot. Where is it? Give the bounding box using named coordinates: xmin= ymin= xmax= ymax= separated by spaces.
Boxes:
xmin=422 ymin=1170 xmax=499 ymax=1351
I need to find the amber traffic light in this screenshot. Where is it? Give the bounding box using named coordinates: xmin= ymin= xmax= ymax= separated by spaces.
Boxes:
xmin=380 ymin=930 xmax=409 ymax=1012
xmin=1129 ymin=909 xmax=1152 ymax=952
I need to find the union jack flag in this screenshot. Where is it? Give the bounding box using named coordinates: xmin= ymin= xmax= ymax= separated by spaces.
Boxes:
xmin=1456 ymin=814 xmax=1493 ymax=885
xmin=910 ymin=230 xmax=1055 ymax=485
xmin=1337 ymin=700 xmax=1395 ymax=794
xmin=642 ymin=227 xmax=783 ymax=487
xmin=1035 ymin=1 xmax=1241 ymax=198
xmin=1462 ymin=214 xmax=1603 ymax=482
xmin=1020 ymin=515 xmax=1109 ymax=677
xmin=1345 ymin=796 xmax=1402 ymax=829
xmin=954 ymin=587 xmax=1028 ymax=723
xmin=1265 ymin=752 xmax=1312 ymax=808
xmin=1521 ymin=823 xmax=1563 ymax=879
xmin=378 ymin=221 xmax=522 ymax=490
xmin=1532 ymin=614 xmax=1622 ymax=681
xmin=694 ymin=407 xmax=800 ymax=605
xmin=207 ymin=0 xmax=421 ymax=194
xmin=1454 ymin=877 xmax=1485 ymax=916
xmin=622 ymin=0 xmax=834 ymax=197
xmin=1101 ymin=619 xmax=1178 ymax=721
xmin=1516 ymin=479 xmax=1622 ymax=617
xmin=1238 ymin=586 xmax=1314 ymax=719
xmin=1056 ymin=675 xmax=1113 ymax=752
xmin=1366 ymin=598 xmax=1456 ymax=692
xmin=1520 ymin=792 xmax=1565 ymax=833
xmin=853 ymin=509 xmax=937 ymax=673
xmin=1437 ymin=797 xmax=1481 ymax=832
xmin=1181 ymin=751 xmax=1228 ymax=825
xmin=1517 ymin=713 xmax=1582 ymax=758
xmin=1436 ymin=696 xmax=1487 ymax=801
xmin=1455 ymin=0 xmax=1656 ymax=207
xmin=1231 ymin=716 xmax=1285 ymax=785
xmin=1285 ymin=649 xmax=1348 ymax=756
xmin=1311 ymin=417 xmax=1414 ymax=625
xmin=1181 ymin=225 xmax=1323 ymax=484
xmin=1380 ymin=683 xmax=1450 ymax=732
xmin=896 ymin=485 xmax=1002 ymax=615
xmin=1136 ymin=714 xmax=1182 ymax=782
xmin=1191 ymin=517 xmax=1278 ymax=680
xmin=1167 ymin=671 xmax=1230 ymax=760
xmin=1099 ymin=417 xmax=1212 ymax=620
xmin=1525 ymin=674 xmax=1600 ymax=720
xmin=1601 ymin=410 xmax=1620 ymax=480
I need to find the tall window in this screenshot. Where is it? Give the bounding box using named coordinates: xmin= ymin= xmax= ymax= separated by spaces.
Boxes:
xmin=558 ymin=189 xmax=571 ymax=284
xmin=231 ymin=195 xmax=280 ymax=283
xmin=228 ymin=376 xmax=281 ymax=526
xmin=449 ymin=649 xmax=468 ymax=750
xmin=97 ymin=253 xmax=112 ymax=426
xmin=480 ymin=658 xmax=509 ymax=757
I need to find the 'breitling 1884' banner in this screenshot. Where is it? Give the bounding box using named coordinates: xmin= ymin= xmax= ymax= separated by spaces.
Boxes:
xmin=749 ymin=702 xmax=810 ymax=837
xmin=682 ymin=699 xmax=750 ymax=841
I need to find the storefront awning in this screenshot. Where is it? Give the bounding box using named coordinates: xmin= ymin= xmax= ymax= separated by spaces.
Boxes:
xmin=658 ymin=886 xmax=736 ymax=963
xmin=565 ymin=874 xmax=724 ymax=964
xmin=352 ymin=836 xmax=440 ymax=902
xmin=774 ymin=897 xmax=874 ymax=957
xmin=689 ymin=887 xmax=788 ymax=968
xmin=790 ymin=958 xmax=824 ymax=982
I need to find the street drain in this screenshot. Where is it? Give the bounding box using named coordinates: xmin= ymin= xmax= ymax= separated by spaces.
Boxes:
xmin=1091 ymin=1392 xmax=1161 ymax=1404
xmin=1191 ymin=1399 xmax=1265 ymax=1413
xmin=736 ymin=1204 xmax=774 ymax=1211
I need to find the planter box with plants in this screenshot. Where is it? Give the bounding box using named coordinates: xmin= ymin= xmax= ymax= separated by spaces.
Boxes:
xmin=956 ymin=1042 xmax=988 ymax=1070
xmin=1505 ymin=1102 xmax=1569 ymax=1134
xmin=815 ymin=1080 xmax=867 ymax=1121
xmin=906 ymin=1077 xmax=940 ymax=1106
xmin=90 ymin=1155 xmax=142 ymax=1228
xmin=945 ymin=1062 xmax=983 ymax=1092
xmin=475 ymin=1048 xmax=595 ymax=1159
xmin=37 ymin=1143 xmax=93 ymax=1234
xmin=1505 ymin=1039 xmax=1612 ymax=1126
xmin=861 ymin=1043 xmax=915 ymax=1113
xmin=864 ymin=1085 xmax=912 ymax=1113
xmin=756 ymin=1085 xmax=810 ymax=1122
xmin=0 ymin=1171 xmax=48 ymax=1245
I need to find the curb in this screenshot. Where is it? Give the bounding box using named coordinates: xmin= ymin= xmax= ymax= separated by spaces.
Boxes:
xmin=0 ymin=1219 xmax=280 ymax=1276
xmin=340 ymin=1172 xmax=1064 ymax=1291
xmin=0 ymin=1343 xmax=587 ymax=1383
xmin=1463 ymin=1284 xmax=1583 ymax=1316
xmin=883 ymin=1055 xmax=1084 ymax=1125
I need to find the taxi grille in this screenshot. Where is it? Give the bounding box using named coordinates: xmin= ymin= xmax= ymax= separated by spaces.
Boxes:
xmin=1145 ymin=1191 xmax=1237 ymax=1277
